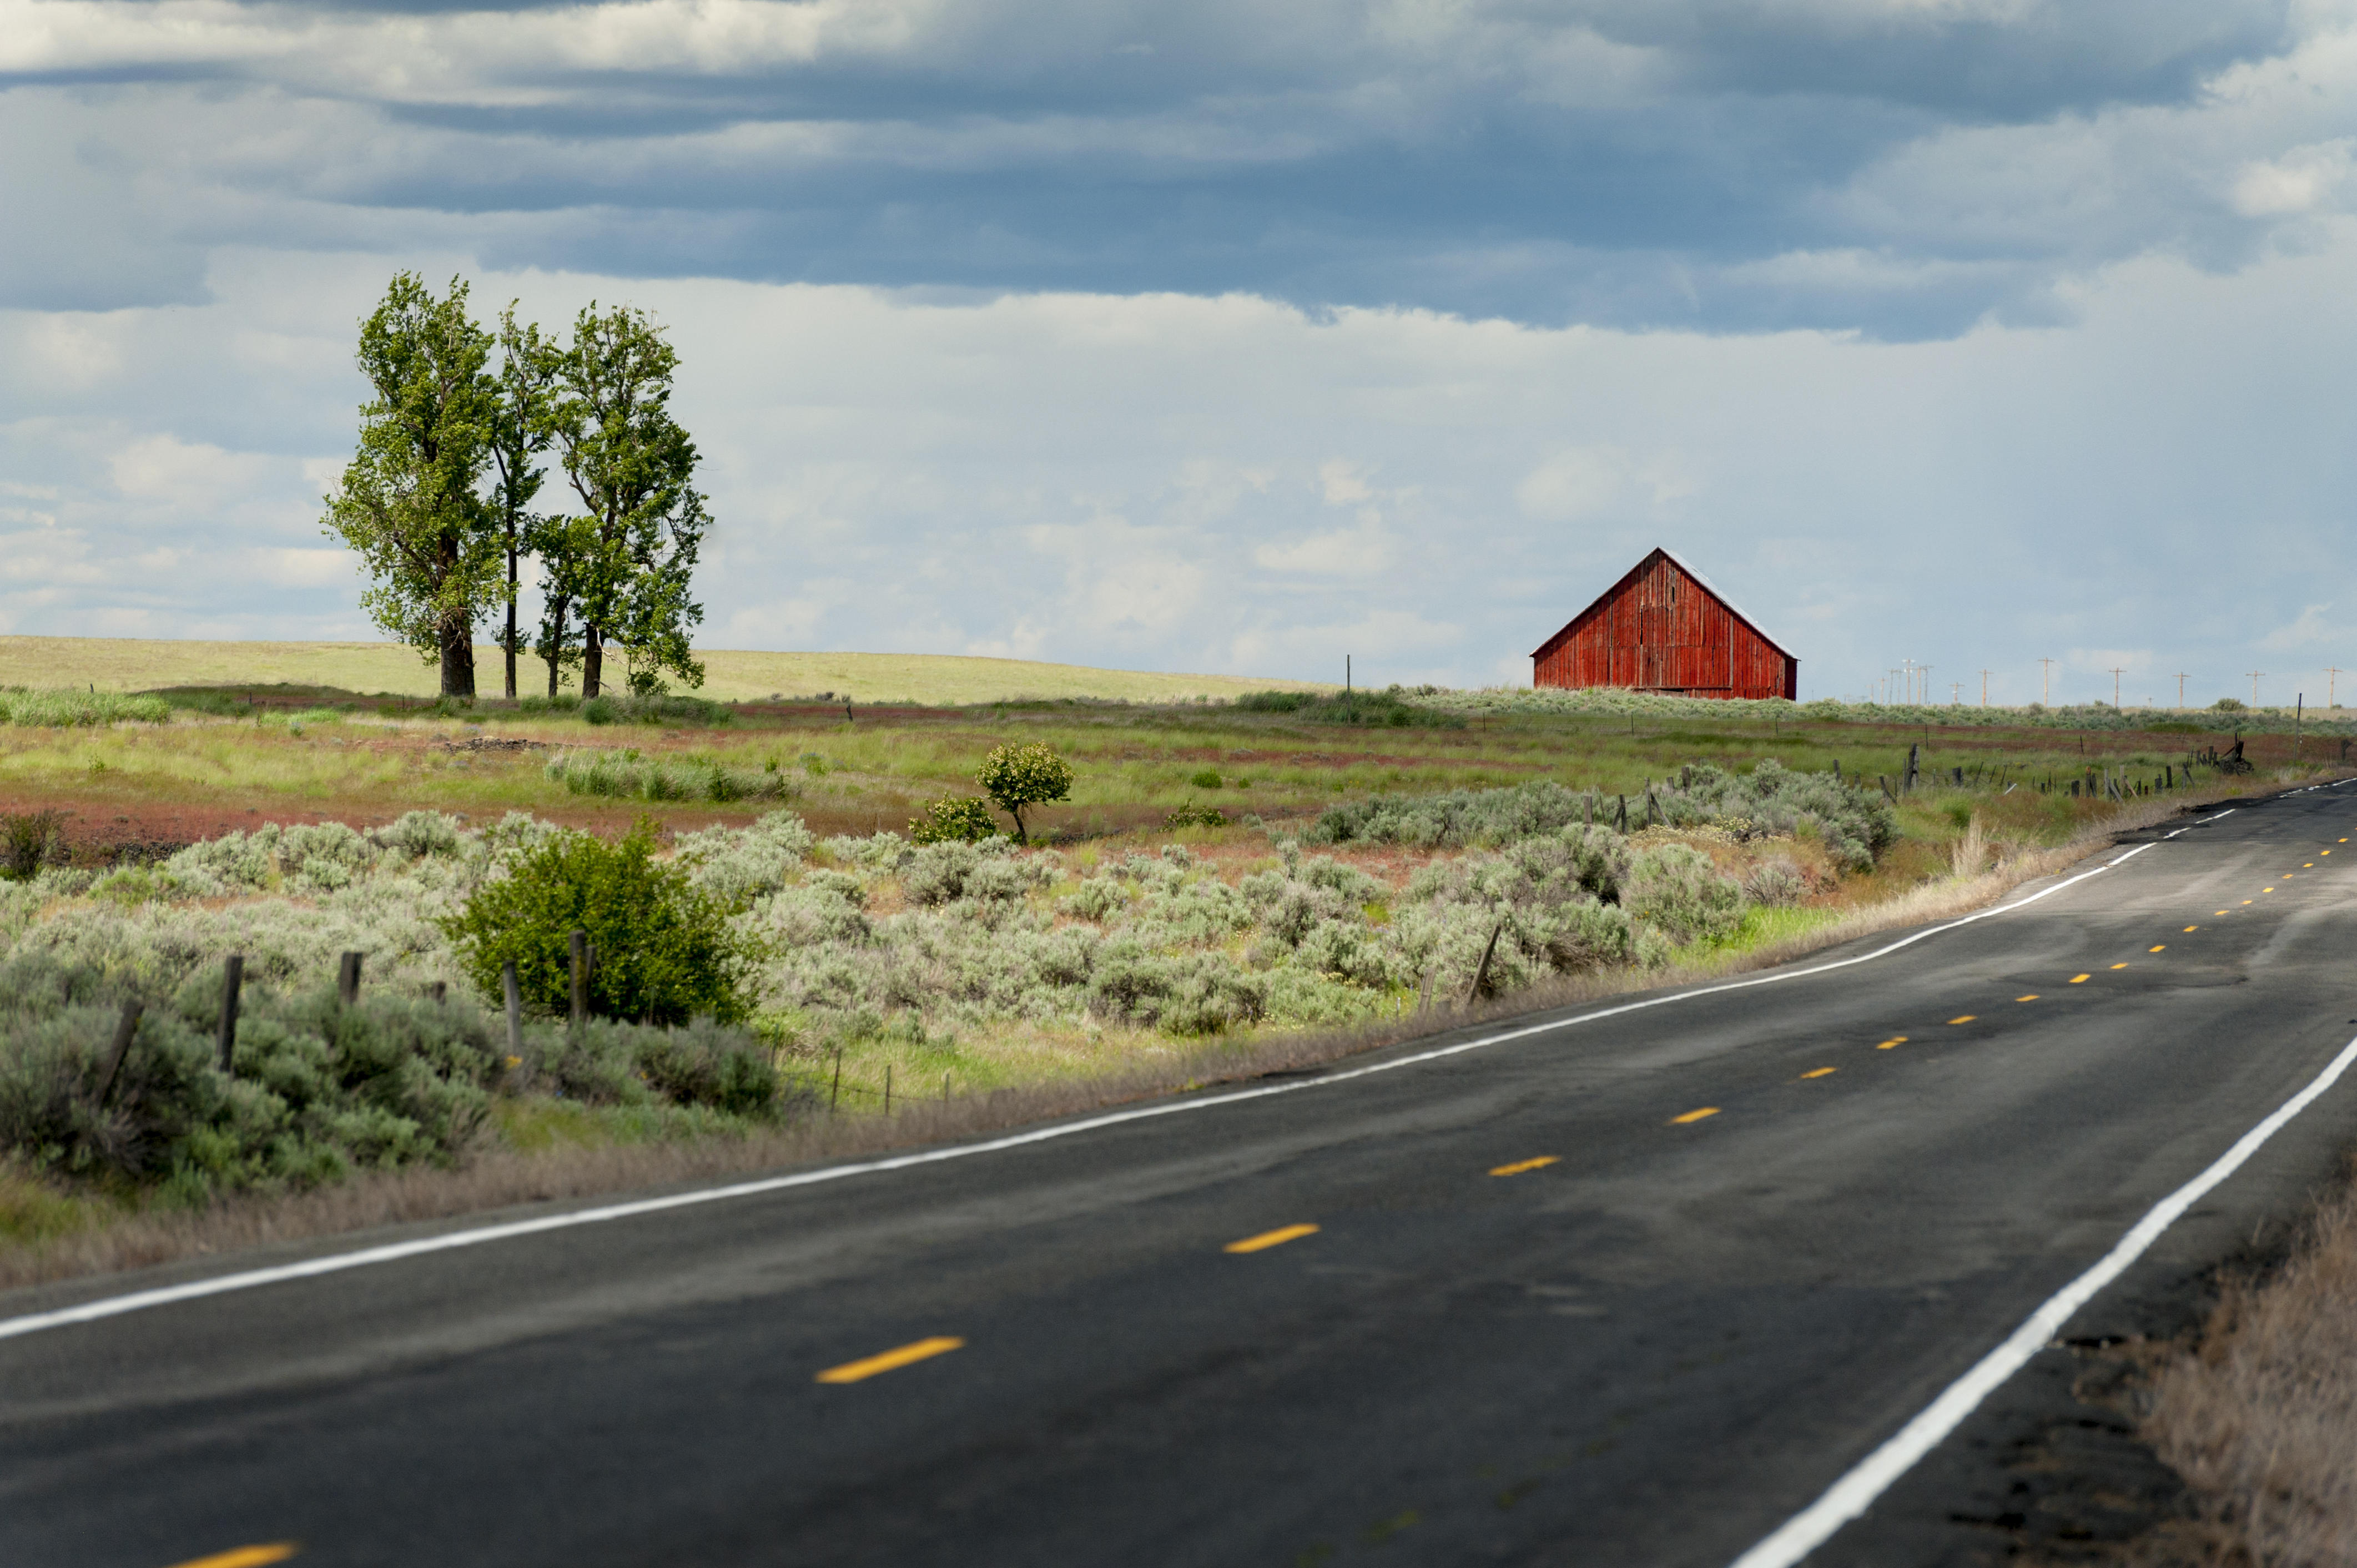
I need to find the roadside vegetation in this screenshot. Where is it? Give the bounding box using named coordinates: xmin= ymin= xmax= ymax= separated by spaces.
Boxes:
xmin=2126 ymin=1160 xmax=2357 ymax=1564
xmin=0 ymin=678 xmax=2339 ymax=1282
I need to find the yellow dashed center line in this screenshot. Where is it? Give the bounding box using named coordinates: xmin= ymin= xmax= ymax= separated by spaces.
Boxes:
xmin=1489 ymin=1156 xmax=1559 ymax=1177
xmin=817 ymin=1337 xmax=966 ymax=1384
xmin=2149 ymin=945 xmax=2166 ymax=952
xmin=2069 ymin=974 xmax=2091 ymax=984
xmin=1226 ymin=1223 xmax=1320 ymax=1254
xmin=1876 ymin=1036 xmax=1907 ymax=1049
xmin=2016 ymin=994 xmax=2039 ymax=1002
xmin=164 ymin=1549 xmax=299 ymax=1568
xmin=1670 ymin=1107 xmax=1721 ymax=1125
xmin=1800 ymin=1067 xmax=1837 ymax=1079
xmin=2242 ymin=900 xmax=2254 ymax=905
xmin=2109 ymin=962 xmax=2129 ymax=970
xmin=1948 ymin=1015 xmax=1976 ymax=1024
xmin=2184 ymin=925 xmax=2199 ymax=932
xmin=2305 ymin=863 xmax=2315 ymax=868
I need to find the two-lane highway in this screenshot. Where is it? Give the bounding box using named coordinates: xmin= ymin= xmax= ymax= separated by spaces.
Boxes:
xmin=9 ymin=784 xmax=2357 ymax=1567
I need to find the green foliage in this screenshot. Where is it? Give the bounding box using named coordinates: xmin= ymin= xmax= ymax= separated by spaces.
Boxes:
xmin=976 ymin=742 xmax=1075 ymax=843
xmin=545 ymin=749 xmax=789 ymax=803
xmin=0 ymin=689 xmax=174 ymax=727
xmin=1165 ymin=804 xmax=1228 ymax=829
xmin=1 ymin=813 xmax=63 ymax=884
xmin=1311 ymin=764 xmax=1895 ymax=874
xmin=1233 ymin=687 xmax=1465 ymax=728
xmin=442 ymin=820 xmax=753 ymax=1025
xmin=2212 ymin=697 xmax=2246 ymax=712
xmin=320 ymin=272 xmax=503 ymax=697
xmin=569 ymin=692 xmax=731 ymax=726
xmin=1621 ymin=844 xmax=1746 ymax=945
xmin=1188 ymin=768 xmax=1224 ymax=789
xmin=908 ymin=796 xmax=1001 ymax=844
xmin=535 ymin=300 xmax=711 ymax=698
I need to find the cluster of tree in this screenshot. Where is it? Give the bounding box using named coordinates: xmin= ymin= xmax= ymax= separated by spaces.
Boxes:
xmin=322 ymin=273 xmax=710 ymax=699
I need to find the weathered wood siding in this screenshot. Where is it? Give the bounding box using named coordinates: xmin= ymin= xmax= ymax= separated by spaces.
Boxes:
xmin=1532 ymin=550 xmax=1796 ymax=700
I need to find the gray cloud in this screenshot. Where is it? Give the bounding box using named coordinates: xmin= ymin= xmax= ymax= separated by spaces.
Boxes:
xmin=0 ymin=0 xmax=2333 ymax=332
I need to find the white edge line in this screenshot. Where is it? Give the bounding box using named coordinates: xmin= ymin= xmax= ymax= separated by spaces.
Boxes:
xmin=1728 ymin=1026 xmax=2357 ymax=1568
xmin=0 ymin=810 xmax=2234 ymax=1343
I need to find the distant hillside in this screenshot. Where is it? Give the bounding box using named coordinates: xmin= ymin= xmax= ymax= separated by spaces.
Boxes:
xmin=0 ymin=637 xmax=1332 ymax=707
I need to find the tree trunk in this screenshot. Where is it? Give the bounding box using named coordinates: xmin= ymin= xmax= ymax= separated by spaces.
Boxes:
xmin=543 ymin=594 xmax=570 ymax=697
xmin=503 ymin=540 xmax=518 ymax=700
xmin=583 ymin=624 xmax=603 ymax=698
xmin=440 ymin=619 xmax=476 ymax=697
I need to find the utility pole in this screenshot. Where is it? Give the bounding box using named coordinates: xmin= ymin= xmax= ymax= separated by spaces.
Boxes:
xmin=2037 ymin=657 xmax=2056 ymax=707
xmin=2174 ymin=672 xmax=2188 ymax=709
xmin=1951 ymin=681 xmax=1962 ymax=705
xmin=2327 ymin=666 xmax=2344 ymax=710
xmin=2108 ymin=667 xmax=2124 ymax=709
xmin=1918 ymin=664 xmax=1931 ymax=706
xmin=2248 ymin=671 xmax=2265 ymax=707
xmin=1979 ymin=668 xmax=1992 ymax=707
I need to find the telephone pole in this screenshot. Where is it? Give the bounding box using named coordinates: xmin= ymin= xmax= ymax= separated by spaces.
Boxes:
xmin=1951 ymin=681 xmax=1962 ymax=705
xmin=1919 ymin=664 xmax=1932 ymax=705
xmin=2248 ymin=671 xmax=2265 ymax=707
xmin=2108 ymin=667 xmax=2124 ymax=708
xmin=2037 ymin=657 xmax=2056 ymax=707
xmin=2327 ymin=667 xmax=2344 ymax=709
xmin=2174 ymin=672 xmax=2188 ymax=709
xmin=1978 ymin=669 xmax=1991 ymax=707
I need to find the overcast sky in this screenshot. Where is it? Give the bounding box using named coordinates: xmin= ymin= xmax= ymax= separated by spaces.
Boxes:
xmin=5 ymin=0 xmax=2356 ymax=703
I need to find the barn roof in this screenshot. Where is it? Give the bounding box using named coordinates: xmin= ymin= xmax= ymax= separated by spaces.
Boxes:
xmin=1530 ymin=547 xmax=1797 ymax=661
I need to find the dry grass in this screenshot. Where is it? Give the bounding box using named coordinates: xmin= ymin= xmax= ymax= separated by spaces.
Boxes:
xmin=0 ymin=785 xmax=2240 ymax=1295
xmin=2129 ymin=1161 xmax=2357 ymax=1566
xmin=0 ymin=636 xmax=1326 ymax=705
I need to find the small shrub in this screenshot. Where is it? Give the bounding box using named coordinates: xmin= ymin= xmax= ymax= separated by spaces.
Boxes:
xmin=909 ymin=796 xmax=1001 ymax=845
xmin=1165 ymin=804 xmax=1228 ymax=829
xmin=1623 ymin=844 xmax=1746 ymax=945
xmin=442 ymin=819 xmax=754 ymax=1024
xmin=1 ymin=811 xmax=65 ymax=883
xmin=1742 ymin=859 xmax=1809 ymax=907
xmin=976 ymin=743 xmax=1075 ymax=843
xmin=1188 ymin=768 xmax=1223 ymax=790
xmin=2213 ymin=697 xmax=2246 ymax=712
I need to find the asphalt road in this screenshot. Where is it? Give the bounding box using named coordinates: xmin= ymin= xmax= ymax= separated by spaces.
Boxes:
xmin=10 ymin=784 xmax=2357 ymax=1568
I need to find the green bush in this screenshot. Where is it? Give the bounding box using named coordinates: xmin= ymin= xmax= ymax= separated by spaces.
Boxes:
xmin=1233 ymin=687 xmax=1463 ymax=728
xmin=1165 ymin=804 xmax=1228 ymax=829
xmin=545 ymin=749 xmax=791 ymax=804
xmin=908 ymin=796 xmax=1001 ymax=845
xmin=1 ymin=811 xmax=64 ymax=883
xmin=1621 ymin=844 xmax=1746 ymax=945
xmin=976 ymin=742 xmax=1075 ymax=843
xmin=0 ymin=688 xmax=174 ymax=727
xmin=442 ymin=819 xmax=754 ymax=1024
xmin=1188 ymin=768 xmax=1223 ymax=789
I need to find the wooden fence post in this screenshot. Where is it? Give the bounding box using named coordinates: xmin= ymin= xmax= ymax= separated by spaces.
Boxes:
xmin=503 ymin=961 xmax=522 ymax=1061
xmin=337 ymin=950 xmax=362 ymax=1005
xmin=99 ymin=1001 xmax=143 ymax=1106
xmin=830 ymin=1050 xmax=843 ymax=1112
xmin=1465 ymin=922 xmax=1503 ymax=1008
xmin=216 ymin=954 xmax=243 ymax=1072
xmin=569 ymin=929 xmax=589 ymax=1028
xmin=884 ymin=1063 xmax=893 ymax=1116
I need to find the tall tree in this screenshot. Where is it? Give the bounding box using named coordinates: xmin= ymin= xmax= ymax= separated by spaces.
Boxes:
xmin=321 ymin=273 xmax=500 ymax=697
xmin=491 ymin=305 xmax=557 ymax=701
xmin=540 ymin=302 xmax=711 ymax=697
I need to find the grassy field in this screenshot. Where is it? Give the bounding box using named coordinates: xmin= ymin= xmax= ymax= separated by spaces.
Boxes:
xmin=0 ymin=637 xmax=1331 ymax=706
xmin=0 ymin=683 xmax=2323 ymax=856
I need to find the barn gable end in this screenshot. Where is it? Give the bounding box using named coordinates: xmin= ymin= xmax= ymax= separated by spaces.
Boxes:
xmin=1531 ymin=548 xmax=1797 ymax=700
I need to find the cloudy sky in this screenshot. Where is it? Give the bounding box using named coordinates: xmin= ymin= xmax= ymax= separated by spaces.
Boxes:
xmin=5 ymin=0 xmax=2356 ymax=703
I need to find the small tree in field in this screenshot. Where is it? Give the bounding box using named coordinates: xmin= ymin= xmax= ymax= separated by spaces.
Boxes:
xmin=976 ymin=743 xmax=1073 ymax=843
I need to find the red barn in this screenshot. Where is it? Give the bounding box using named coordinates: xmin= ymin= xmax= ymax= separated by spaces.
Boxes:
xmin=1532 ymin=548 xmax=1797 ymax=700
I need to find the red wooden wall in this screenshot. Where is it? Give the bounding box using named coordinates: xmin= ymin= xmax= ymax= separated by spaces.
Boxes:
xmin=1532 ymin=550 xmax=1796 ymax=700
